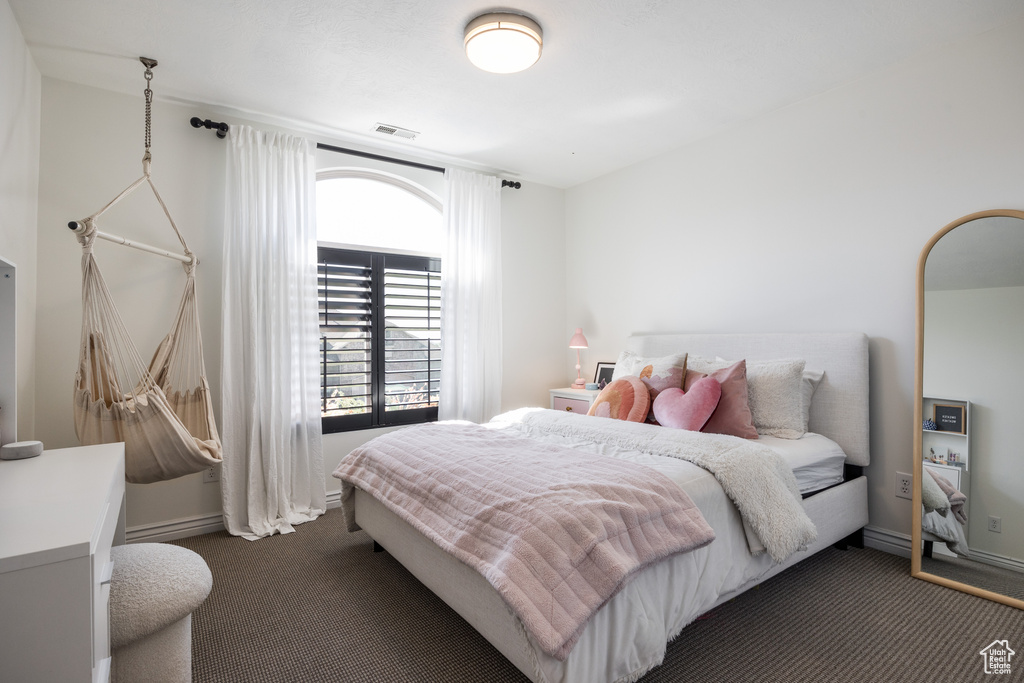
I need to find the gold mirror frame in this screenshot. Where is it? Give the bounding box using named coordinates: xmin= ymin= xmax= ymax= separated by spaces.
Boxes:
xmin=911 ymin=208 xmax=1024 ymax=609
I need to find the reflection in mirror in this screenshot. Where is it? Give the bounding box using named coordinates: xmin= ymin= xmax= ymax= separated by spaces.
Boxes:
xmin=913 ymin=210 xmax=1024 ymax=609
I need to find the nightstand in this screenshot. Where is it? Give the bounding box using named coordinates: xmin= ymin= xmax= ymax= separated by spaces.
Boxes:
xmin=549 ymin=387 xmax=601 ymax=414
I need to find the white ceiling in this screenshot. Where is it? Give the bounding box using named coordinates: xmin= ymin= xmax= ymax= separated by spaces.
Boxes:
xmin=10 ymin=0 xmax=1024 ymax=188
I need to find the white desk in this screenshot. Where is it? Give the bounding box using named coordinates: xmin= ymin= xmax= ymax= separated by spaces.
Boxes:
xmin=0 ymin=443 xmax=126 ymax=683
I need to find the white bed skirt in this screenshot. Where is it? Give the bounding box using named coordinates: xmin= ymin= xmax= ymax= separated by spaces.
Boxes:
xmin=353 ymin=475 xmax=868 ymax=683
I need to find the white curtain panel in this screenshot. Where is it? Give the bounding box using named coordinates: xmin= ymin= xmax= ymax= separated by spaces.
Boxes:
xmin=221 ymin=125 xmax=326 ymax=540
xmin=439 ymin=168 xmax=503 ymax=423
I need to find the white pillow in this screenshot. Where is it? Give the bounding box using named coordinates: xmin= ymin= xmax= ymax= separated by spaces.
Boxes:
xmin=713 ymin=357 xmax=822 ymax=434
xmin=691 ymin=355 xmax=807 ymax=439
xmin=800 ymin=368 xmax=824 ymax=432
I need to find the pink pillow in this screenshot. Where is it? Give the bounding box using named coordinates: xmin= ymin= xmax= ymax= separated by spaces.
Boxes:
xmin=587 ymin=376 xmax=650 ymax=422
xmin=652 ymin=377 xmax=722 ymax=431
xmin=611 ymin=351 xmax=687 ymax=422
xmin=684 ymin=361 xmax=758 ymax=439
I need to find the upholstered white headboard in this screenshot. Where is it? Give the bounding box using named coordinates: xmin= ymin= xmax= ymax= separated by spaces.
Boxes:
xmin=626 ymin=333 xmax=870 ymax=467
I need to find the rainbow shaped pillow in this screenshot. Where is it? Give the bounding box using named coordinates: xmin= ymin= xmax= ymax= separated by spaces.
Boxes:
xmin=587 ymin=376 xmax=650 ymax=422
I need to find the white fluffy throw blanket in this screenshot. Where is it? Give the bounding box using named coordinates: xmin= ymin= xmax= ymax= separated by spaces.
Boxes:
xmin=495 ymin=408 xmax=817 ymax=563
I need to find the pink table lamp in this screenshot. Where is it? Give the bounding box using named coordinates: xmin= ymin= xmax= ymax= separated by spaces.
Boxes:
xmin=569 ymin=328 xmax=589 ymax=389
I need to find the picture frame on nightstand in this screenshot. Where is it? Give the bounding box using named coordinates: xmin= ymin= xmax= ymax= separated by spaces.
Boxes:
xmin=594 ymin=362 xmax=615 ymax=386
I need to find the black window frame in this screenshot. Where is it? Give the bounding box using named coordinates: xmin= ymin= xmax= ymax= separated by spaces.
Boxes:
xmin=318 ymin=246 xmax=441 ymax=434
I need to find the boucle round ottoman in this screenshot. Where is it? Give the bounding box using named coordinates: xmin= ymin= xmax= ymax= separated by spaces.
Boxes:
xmin=109 ymin=543 xmax=213 ymax=683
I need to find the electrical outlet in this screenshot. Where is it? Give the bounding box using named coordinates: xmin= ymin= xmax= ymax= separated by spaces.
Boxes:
xmin=203 ymin=466 xmax=220 ymax=484
xmin=989 ymin=516 xmax=1002 ymax=533
xmin=895 ymin=472 xmax=913 ymax=499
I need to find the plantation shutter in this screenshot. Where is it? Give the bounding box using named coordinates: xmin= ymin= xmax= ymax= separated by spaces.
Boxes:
xmin=382 ymin=254 xmax=441 ymax=424
xmin=318 ymin=247 xmax=440 ymax=432
xmin=318 ymin=249 xmax=373 ymax=430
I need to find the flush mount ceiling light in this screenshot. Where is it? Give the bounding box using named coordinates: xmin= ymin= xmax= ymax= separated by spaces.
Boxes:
xmin=464 ymin=12 xmax=543 ymax=74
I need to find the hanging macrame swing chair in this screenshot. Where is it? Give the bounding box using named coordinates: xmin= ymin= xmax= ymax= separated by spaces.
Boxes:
xmin=70 ymin=57 xmax=222 ymax=484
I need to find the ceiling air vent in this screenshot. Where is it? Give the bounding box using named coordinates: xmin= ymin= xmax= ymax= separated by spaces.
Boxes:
xmin=373 ymin=123 xmax=418 ymax=140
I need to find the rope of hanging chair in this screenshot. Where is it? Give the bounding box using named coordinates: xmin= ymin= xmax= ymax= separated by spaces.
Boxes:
xmin=78 ymin=239 xmax=158 ymax=397
xmin=164 ymin=276 xmax=206 ymax=395
xmin=77 ymin=60 xmax=195 ymax=269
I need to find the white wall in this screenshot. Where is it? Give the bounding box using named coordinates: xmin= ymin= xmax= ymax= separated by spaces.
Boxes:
xmin=500 ymin=182 xmax=568 ymax=405
xmin=0 ymin=1 xmax=40 ymax=445
xmin=924 ymin=286 xmax=1024 ymax=562
xmin=564 ymin=18 xmax=1024 ymax=541
xmin=35 ymin=78 xmax=566 ymax=531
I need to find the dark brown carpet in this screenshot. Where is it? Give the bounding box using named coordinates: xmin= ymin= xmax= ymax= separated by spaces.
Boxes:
xmin=173 ymin=510 xmax=1024 ymax=682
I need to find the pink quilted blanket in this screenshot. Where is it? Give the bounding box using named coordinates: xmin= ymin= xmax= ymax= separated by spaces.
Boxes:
xmin=333 ymin=421 xmax=715 ymax=661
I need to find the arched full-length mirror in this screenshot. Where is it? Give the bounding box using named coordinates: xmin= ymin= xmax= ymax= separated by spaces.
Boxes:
xmin=912 ymin=209 xmax=1024 ymax=609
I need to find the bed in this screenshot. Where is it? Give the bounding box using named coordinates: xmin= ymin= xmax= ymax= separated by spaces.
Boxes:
xmin=336 ymin=332 xmax=870 ymax=683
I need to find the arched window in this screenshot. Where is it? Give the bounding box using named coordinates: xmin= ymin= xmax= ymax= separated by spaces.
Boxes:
xmin=316 ymin=170 xmax=442 ymax=433
xmin=316 ymin=169 xmax=441 ymax=254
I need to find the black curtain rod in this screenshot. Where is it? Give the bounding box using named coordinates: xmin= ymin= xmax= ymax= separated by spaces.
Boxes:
xmin=315 ymin=141 xmax=445 ymax=174
xmin=190 ymin=117 xmax=228 ymax=138
xmin=189 ymin=116 xmax=521 ymax=188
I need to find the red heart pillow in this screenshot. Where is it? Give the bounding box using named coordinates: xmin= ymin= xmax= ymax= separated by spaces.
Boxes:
xmin=652 ymin=377 xmax=722 ymax=431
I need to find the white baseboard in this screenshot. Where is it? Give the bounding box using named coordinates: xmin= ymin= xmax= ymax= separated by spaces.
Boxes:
xmin=969 ymin=547 xmax=1024 ymax=574
xmin=127 ymin=512 xmax=225 ymax=543
xmin=127 ymin=490 xmax=344 ymax=543
xmin=863 ymin=526 xmax=1024 ymax=573
xmin=863 ymin=525 xmax=912 ymax=558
